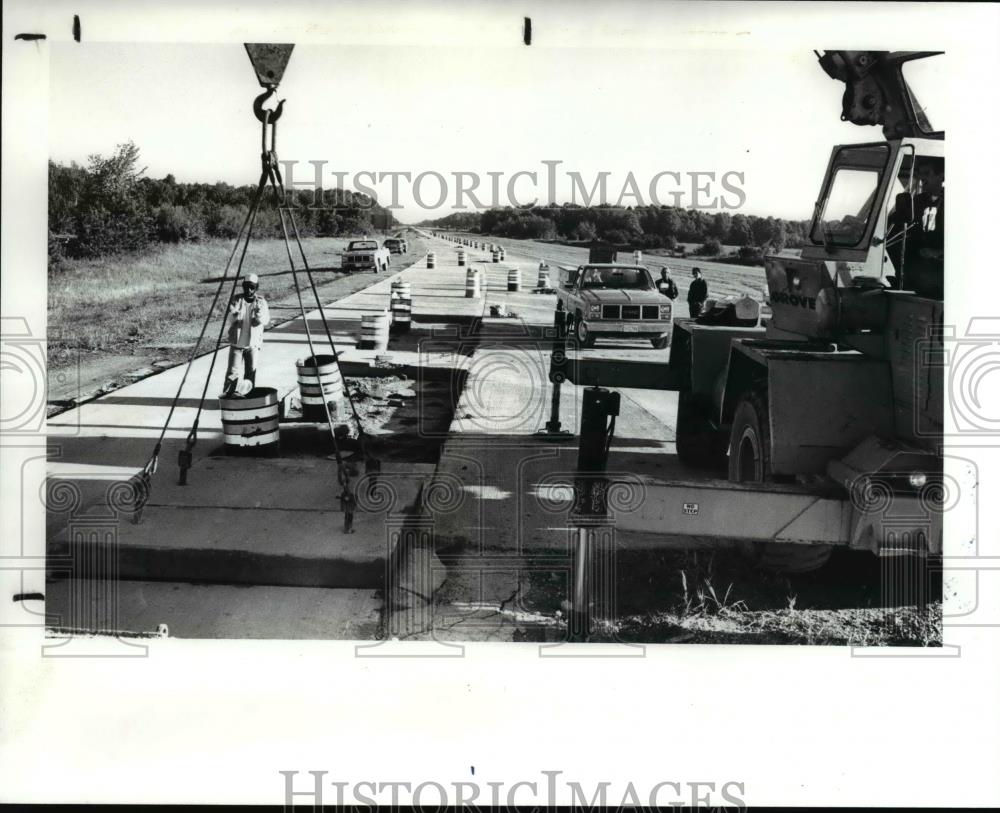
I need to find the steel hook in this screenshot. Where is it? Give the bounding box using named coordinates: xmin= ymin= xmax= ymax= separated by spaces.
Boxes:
xmin=253 ymin=86 xmax=285 ymax=124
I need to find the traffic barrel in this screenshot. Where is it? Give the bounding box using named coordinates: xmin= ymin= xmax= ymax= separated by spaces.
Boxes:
xmin=465 ymin=267 xmax=481 ymax=298
xmin=296 ymin=356 xmax=343 ymax=422
xmin=219 ymin=387 xmax=280 ymax=454
xmin=361 ymin=310 xmax=391 ymax=350
xmin=390 ymin=280 xmax=412 ymax=332
xmin=507 ymin=267 xmax=521 ymax=292
xmin=537 ymin=261 xmax=551 ymax=289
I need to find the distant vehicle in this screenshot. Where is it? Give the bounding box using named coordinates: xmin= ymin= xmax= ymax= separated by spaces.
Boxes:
xmin=556 ymin=264 xmax=673 ymax=349
xmin=342 ymin=239 xmax=391 ymax=273
xmin=383 ymin=238 xmax=405 ymax=255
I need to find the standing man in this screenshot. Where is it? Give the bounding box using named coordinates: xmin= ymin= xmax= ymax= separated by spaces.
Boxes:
xmin=657 ymin=266 xmax=679 ymax=300
xmin=222 ymin=272 xmax=270 ymax=398
xmin=687 ymin=267 xmax=708 ymax=318
xmin=908 ymin=157 xmax=944 ymax=299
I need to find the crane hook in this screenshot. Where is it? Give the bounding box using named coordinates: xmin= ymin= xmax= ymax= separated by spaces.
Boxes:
xmin=253 ymin=86 xmax=285 ymax=124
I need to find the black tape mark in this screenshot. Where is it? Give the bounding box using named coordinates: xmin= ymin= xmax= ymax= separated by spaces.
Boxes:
xmin=523 ymin=17 xmax=532 ymax=45
xmin=73 ymin=14 xmax=81 ymax=42
xmin=13 ymin=592 xmax=45 ymax=602
xmin=15 ymin=33 xmax=47 ymax=41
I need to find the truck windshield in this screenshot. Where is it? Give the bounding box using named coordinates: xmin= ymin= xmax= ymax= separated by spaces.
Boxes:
xmin=349 ymin=241 xmax=378 ymax=250
xmin=811 ymin=145 xmax=890 ymax=248
xmin=580 ymin=267 xmax=653 ymax=290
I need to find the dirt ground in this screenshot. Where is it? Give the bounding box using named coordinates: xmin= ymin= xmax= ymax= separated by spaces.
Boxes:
xmin=47 ymin=235 xmax=425 ymax=415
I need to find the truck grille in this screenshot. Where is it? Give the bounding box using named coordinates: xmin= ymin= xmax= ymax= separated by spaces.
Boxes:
xmin=642 ymin=305 xmax=659 ymax=319
xmin=621 ymin=305 xmax=641 ymax=320
xmin=602 ymin=305 xmax=620 ymax=319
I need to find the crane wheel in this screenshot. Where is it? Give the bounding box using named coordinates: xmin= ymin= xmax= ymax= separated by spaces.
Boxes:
xmin=728 ymin=387 xmax=833 ymax=573
xmin=674 ymin=391 xmax=727 ymax=470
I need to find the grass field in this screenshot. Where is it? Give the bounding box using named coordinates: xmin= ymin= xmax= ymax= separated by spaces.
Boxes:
xmin=47 ymin=234 xmax=423 ymax=406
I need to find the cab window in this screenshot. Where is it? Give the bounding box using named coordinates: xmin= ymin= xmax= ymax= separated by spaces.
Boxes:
xmin=811 ymin=144 xmax=890 ymax=248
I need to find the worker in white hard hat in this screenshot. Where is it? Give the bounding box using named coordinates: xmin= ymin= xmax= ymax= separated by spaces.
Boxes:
xmin=221 ymin=272 xmax=270 ymax=398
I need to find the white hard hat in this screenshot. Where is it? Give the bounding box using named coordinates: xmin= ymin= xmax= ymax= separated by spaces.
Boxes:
xmin=244 ymin=273 xmax=259 ymax=286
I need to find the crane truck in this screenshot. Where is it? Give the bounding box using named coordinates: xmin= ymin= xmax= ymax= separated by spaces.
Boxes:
xmin=612 ymin=51 xmax=951 ymax=573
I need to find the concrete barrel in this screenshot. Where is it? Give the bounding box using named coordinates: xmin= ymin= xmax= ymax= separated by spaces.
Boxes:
xmin=465 ymin=267 xmax=481 ymax=298
xmin=295 ymin=355 xmax=343 ymax=421
xmin=457 ymin=250 xmax=467 ymax=266
xmin=633 ymin=250 xmax=643 ymax=264
xmin=537 ymin=261 xmax=551 ymax=289
xmin=390 ymin=280 xmax=412 ymax=332
xmin=219 ymin=387 xmax=280 ymax=454
xmin=491 ymin=249 xmax=500 ymax=263
xmin=361 ymin=310 xmax=391 ymax=350
xmin=507 ymin=267 xmax=521 ymax=292
xmin=426 ymin=252 xmax=436 ymax=269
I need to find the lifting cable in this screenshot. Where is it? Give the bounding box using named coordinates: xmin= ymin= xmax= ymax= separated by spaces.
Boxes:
xmin=133 ymin=45 xmax=377 ymax=525
xmin=134 ymin=176 xmax=268 ymax=512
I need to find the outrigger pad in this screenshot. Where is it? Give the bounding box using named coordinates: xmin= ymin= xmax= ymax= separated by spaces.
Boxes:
xmin=244 ymin=43 xmax=294 ymax=87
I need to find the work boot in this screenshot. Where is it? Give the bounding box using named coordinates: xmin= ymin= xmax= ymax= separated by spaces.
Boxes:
xmin=221 ymin=380 xmax=238 ymax=399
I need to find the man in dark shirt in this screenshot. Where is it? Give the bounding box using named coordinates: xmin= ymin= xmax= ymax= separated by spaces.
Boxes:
xmin=907 ymin=157 xmax=944 ymax=299
xmin=687 ymin=267 xmax=708 ymax=317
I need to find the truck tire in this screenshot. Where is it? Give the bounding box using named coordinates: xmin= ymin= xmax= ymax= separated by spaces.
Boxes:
xmin=728 ymin=388 xmax=833 ymax=573
xmin=650 ymin=335 xmax=670 ymax=350
xmin=674 ymin=391 xmax=727 ymax=470
xmin=575 ymin=317 xmax=596 ymax=348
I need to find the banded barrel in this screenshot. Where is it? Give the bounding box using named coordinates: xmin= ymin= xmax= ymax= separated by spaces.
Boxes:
xmin=491 ymin=249 xmax=500 ymax=263
xmin=219 ymin=387 xmax=280 ymax=454
xmin=633 ymin=250 xmax=643 ymax=264
xmin=296 ymin=355 xmax=344 ymax=421
xmin=537 ymin=261 xmax=551 ymax=289
xmin=465 ymin=267 xmax=481 ymax=298
xmin=426 ymin=252 xmax=436 ymax=269
xmin=498 ymin=247 xmax=506 ymax=261
xmin=507 ymin=267 xmax=521 ymax=292
xmin=390 ymin=280 xmax=412 ymax=332
xmin=457 ymin=250 xmax=467 ymax=266
xmin=361 ymin=310 xmax=391 ymax=350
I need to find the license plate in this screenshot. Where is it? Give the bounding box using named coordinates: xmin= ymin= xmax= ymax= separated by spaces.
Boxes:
xmin=621 ymin=324 xmax=641 ymax=332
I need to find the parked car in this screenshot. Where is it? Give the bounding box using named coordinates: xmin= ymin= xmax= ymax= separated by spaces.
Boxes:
xmin=556 ymin=264 xmax=673 ymax=349
xmin=342 ymin=239 xmax=391 ymax=273
xmin=383 ymin=238 xmax=405 ymax=255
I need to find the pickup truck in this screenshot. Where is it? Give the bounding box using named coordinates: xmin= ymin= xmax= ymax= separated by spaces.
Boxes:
xmin=383 ymin=238 xmax=405 ymax=255
xmin=556 ymin=263 xmax=673 ymax=349
xmin=342 ymin=239 xmax=391 ymax=273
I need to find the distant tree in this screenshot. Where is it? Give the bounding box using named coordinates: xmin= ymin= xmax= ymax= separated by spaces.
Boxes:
xmin=695 ymin=238 xmax=724 ymax=256
xmin=727 ymin=214 xmax=752 ymax=246
xmin=710 ymin=212 xmax=732 ymax=240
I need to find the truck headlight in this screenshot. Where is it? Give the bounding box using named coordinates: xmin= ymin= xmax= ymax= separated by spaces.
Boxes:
xmin=588 ymin=304 xmax=602 ymax=318
xmin=659 ymin=304 xmax=672 ymax=319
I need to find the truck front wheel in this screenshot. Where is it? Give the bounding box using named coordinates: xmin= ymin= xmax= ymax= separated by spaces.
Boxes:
xmin=575 ymin=316 xmax=596 ymax=348
xmin=650 ymin=335 xmax=670 ymax=350
xmin=728 ymin=388 xmax=833 ymax=573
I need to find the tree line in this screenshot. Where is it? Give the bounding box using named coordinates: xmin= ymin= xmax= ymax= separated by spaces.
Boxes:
xmin=48 ymin=141 xmax=398 ymax=264
xmin=421 ymin=205 xmax=811 ymax=259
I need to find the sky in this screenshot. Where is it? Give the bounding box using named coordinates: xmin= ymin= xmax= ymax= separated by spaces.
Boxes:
xmin=48 ymin=42 xmax=947 ymax=223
